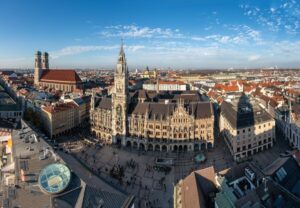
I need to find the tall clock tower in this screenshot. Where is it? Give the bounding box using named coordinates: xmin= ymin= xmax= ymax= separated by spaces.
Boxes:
xmin=112 ymin=42 xmax=128 ymax=145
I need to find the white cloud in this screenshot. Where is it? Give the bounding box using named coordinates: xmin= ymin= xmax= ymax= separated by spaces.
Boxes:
xmin=101 ymin=24 xmax=184 ymax=39
xmin=51 ymin=45 xmax=119 ymax=58
xmin=248 ymin=55 xmax=260 ymax=61
xmin=51 ymin=44 xmax=145 ymax=58
xmin=270 ymin=8 xmax=276 ymax=13
xmin=241 ymin=0 xmax=300 ymax=34
xmin=191 ymin=25 xmax=262 ymax=46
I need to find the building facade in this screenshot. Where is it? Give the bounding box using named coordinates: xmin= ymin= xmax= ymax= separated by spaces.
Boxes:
xmin=90 ymin=44 xmax=215 ymax=152
xmin=143 ymin=80 xmax=187 ymax=91
xmin=0 ymin=78 xmax=22 ymax=124
xmin=276 ymin=102 xmax=300 ymax=150
xmin=34 ymin=51 xmax=82 ymax=92
xmin=41 ymin=97 xmax=90 ymax=138
xmin=220 ymin=95 xmax=276 ymax=161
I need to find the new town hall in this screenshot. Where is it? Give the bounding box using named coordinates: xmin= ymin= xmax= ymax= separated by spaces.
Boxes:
xmin=90 ymin=44 xmax=215 ymax=152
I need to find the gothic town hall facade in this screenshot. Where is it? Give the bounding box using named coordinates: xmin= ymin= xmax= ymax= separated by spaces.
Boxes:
xmin=90 ymin=45 xmax=215 ymax=152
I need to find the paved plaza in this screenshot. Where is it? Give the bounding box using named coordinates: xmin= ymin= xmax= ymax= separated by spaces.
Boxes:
xmin=55 ymin=130 xmax=293 ymax=208
xmin=67 ymin=141 xmax=228 ymax=207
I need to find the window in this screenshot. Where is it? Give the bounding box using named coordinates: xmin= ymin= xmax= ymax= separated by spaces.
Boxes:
xmin=243 ymin=129 xmax=245 ymax=133
xmin=237 ymin=130 xmax=240 ymax=135
xmin=248 ymin=128 xmax=251 ymax=132
xmin=276 ymin=167 xmax=287 ymax=182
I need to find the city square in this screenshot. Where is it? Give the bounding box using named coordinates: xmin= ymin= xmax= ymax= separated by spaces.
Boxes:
xmin=1 ymin=1 xmax=300 ymax=207
xmin=52 ymin=128 xmax=292 ymax=208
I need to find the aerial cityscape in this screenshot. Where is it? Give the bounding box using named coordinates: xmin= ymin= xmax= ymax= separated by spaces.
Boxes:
xmin=1 ymin=0 xmax=300 ymax=208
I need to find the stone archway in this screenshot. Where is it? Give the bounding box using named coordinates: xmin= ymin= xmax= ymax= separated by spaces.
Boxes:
xmin=126 ymin=141 xmax=131 ymax=148
xmin=116 ymin=134 xmax=122 ymax=145
xmin=194 ymin=144 xmax=200 ymax=151
xmin=148 ymin=144 xmax=154 ymax=151
xmin=178 ymin=145 xmax=183 ymax=152
xmin=140 ymin=143 xmax=145 ymax=151
xmin=155 ymin=144 xmax=160 ymax=151
xmin=201 ymin=143 xmax=206 ymax=150
xmin=207 ymin=142 xmax=213 ymax=149
xmin=183 ymin=145 xmax=188 ymax=152
xmin=162 ymin=145 xmax=167 ymax=152
xmin=133 ymin=141 xmax=138 ymax=149
xmin=173 ymin=145 xmax=178 ymax=152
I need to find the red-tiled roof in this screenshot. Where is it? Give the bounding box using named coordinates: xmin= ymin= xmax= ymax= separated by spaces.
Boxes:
xmin=40 ymin=69 xmax=82 ymax=84
xmin=223 ymin=85 xmax=239 ymax=92
xmin=158 ymin=80 xmax=185 ymax=85
xmin=42 ymin=102 xmax=77 ymax=114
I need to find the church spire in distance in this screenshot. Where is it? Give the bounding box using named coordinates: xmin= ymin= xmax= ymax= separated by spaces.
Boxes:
xmin=118 ymin=39 xmax=125 ymax=63
xmin=117 ymin=39 xmax=127 ymax=74
xmin=120 ymin=38 xmax=125 ymax=55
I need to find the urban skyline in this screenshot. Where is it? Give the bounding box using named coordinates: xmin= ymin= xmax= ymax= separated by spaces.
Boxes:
xmin=1 ymin=0 xmax=300 ymax=69
xmin=2 ymin=1 xmax=300 ymax=208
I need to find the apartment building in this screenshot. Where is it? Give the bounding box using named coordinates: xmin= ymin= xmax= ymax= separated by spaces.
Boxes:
xmin=220 ymin=94 xmax=275 ymax=161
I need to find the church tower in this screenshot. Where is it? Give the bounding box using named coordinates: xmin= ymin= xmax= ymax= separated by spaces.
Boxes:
xmin=34 ymin=51 xmax=42 ymax=86
xmin=112 ymin=42 xmax=128 ymax=145
xmin=42 ymin=52 xmax=49 ymax=70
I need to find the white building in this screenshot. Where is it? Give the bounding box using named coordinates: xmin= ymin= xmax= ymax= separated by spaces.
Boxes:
xmin=143 ymin=80 xmax=187 ymax=91
xmin=276 ymin=103 xmax=300 ymax=150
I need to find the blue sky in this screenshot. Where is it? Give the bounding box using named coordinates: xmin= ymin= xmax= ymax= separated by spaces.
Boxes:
xmin=1 ymin=0 xmax=300 ymax=69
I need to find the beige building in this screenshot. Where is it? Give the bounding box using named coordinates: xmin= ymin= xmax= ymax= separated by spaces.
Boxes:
xmin=220 ymin=94 xmax=275 ymax=161
xmin=90 ymin=44 xmax=215 ymax=152
xmin=41 ymin=97 xmax=90 ymax=138
xmin=140 ymin=67 xmax=157 ymax=79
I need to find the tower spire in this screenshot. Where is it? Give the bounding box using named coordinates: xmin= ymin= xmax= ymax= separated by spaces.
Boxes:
xmin=119 ymin=38 xmax=125 ymax=56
